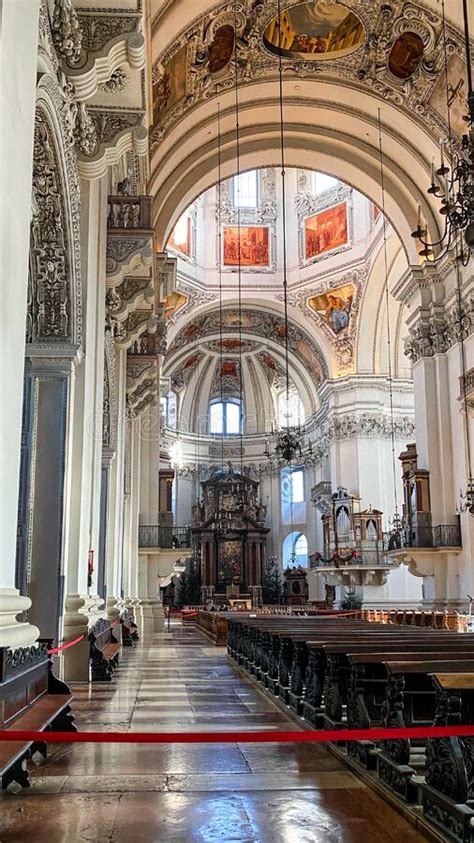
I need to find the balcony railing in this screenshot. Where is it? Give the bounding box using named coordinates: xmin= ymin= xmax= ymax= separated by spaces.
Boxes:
xmin=383 ymin=523 xmax=462 ymax=551
xmin=139 ymin=525 xmax=192 ymax=549
xmin=107 ymin=195 xmax=153 ymax=231
xmin=309 ymin=551 xmax=398 ymax=570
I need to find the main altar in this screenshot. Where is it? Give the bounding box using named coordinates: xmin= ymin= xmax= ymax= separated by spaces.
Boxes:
xmin=192 ymin=464 xmax=269 ymax=607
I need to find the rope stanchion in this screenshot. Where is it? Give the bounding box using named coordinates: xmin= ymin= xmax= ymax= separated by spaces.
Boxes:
xmin=47 ymin=634 xmax=86 ymax=655
xmin=1 ymin=725 xmax=473 ymax=744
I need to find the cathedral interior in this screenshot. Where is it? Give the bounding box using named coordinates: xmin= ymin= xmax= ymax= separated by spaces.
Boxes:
xmin=1 ymin=0 xmax=473 ymax=839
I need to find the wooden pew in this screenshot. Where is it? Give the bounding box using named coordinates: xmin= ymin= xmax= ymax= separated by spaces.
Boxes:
xmin=377 ymin=659 xmax=474 ymax=804
xmin=89 ymin=618 xmax=120 ymax=681
xmin=121 ymin=610 xmax=139 ymax=647
xmin=420 ymin=672 xmax=474 ymax=843
xmin=0 ymin=642 xmax=76 ymax=790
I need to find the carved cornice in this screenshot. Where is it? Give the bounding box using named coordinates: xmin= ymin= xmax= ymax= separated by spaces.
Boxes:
xmin=76 ymin=107 xmax=147 ymax=179
xmin=404 ymin=296 xmax=474 ymax=362
xmin=62 ymin=10 xmax=145 ymax=101
xmin=156 ymin=251 xmax=177 ymax=300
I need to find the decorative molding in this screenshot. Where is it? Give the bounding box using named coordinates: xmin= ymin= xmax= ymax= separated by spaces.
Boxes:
xmin=28 ymin=76 xmax=82 ymax=350
xmin=151 ymin=0 xmax=466 ymax=151
xmin=51 ymin=0 xmax=83 ymax=65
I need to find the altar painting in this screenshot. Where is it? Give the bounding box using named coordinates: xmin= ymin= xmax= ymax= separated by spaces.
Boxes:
xmin=305 ymin=203 xmax=348 ymax=260
xmin=218 ymin=540 xmax=242 ymax=584
xmin=308 ymin=284 xmax=354 ymax=334
xmin=223 ymin=226 xmax=269 ymax=266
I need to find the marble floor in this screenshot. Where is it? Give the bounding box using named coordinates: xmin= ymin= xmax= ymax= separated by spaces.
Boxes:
xmin=0 ymin=624 xmax=429 ymax=842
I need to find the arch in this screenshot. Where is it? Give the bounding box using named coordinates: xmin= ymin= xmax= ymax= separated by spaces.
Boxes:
xmin=150 ymin=85 xmax=445 ymax=262
xmin=283 ymin=531 xmax=308 ymax=568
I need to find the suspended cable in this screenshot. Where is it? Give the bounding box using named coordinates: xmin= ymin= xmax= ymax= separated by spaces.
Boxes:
xmin=217 ymin=102 xmax=225 ymax=475
xmin=277 ymin=0 xmax=291 ymax=423
xmin=233 ymin=2 xmax=244 ymax=475
xmin=377 ymin=109 xmax=400 ymax=524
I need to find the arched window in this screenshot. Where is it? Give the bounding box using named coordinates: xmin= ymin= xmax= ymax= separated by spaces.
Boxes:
xmin=233 ymin=170 xmax=258 ymax=208
xmin=277 ymin=389 xmax=304 ymax=428
xmin=312 ymin=172 xmax=338 ymax=195
xmin=160 ymin=391 xmax=177 ymax=429
xmin=283 ymin=531 xmax=308 ymax=568
xmin=209 ymin=399 xmax=242 ymax=435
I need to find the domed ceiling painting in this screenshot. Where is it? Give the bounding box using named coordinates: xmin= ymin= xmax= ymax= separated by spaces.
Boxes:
xmin=264 ymin=2 xmax=364 ymax=60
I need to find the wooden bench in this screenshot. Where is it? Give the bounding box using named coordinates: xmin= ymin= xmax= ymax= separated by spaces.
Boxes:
xmin=0 ymin=641 xmax=76 ymax=790
xmin=121 ymin=610 xmax=139 ymax=647
xmin=420 ymin=672 xmax=474 ymax=843
xmin=89 ymin=619 xmax=120 ymax=681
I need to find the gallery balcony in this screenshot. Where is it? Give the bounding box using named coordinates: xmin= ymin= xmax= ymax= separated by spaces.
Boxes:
xmin=382 ymin=523 xmax=462 ymax=553
xmin=138 ymin=526 xmax=193 ymax=582
xmin=139 ymin=525 xmax=192 ymax=550
xmin=107 ymin=195 xmax=153 ymax=233
xmin=381 ymin=522 xmax=463 ymax=579
xmin=308 ymin=550 xmax=399 ymax=588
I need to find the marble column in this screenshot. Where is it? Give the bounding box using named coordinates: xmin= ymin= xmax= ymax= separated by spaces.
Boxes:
xmin=0 ymin=0 xmax=40 ymax=647
xmin=105 ymin=350 xmax=127 ymax=623
xmin=24 ymin=360 xmax=74 ymax=640
xmin=63 ymin=175 xmax=108 ymax=681
xmin=137 ymin=397 xmax=165 ymax=633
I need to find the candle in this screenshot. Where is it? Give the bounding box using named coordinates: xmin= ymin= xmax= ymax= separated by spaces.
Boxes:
xmin=431 ymin=160 xmax=435 ymax=185
xmin=440 ymin=139 xmax=445 ymax=169
xmin=417 ymin=204 xmax=421 ymax=229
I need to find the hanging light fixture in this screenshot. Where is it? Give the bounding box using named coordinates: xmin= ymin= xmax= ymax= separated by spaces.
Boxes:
xmin=455 ymin=256 xmax=474 ymax=515
xmin=412 ymin=0 xmax=473 ymax=263
xmin=377 ymin=109 xmax=405 ymax=548
xmin=265 ymin=0 xmax=314 ymax=466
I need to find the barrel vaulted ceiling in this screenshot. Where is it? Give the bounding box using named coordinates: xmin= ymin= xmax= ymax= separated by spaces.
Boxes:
xmin=149 ymin=0 xmax=472 ymax=262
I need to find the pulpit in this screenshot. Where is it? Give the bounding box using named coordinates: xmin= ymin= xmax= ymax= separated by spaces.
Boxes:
xmin=192 ymin=464 xmax=269 ymax=606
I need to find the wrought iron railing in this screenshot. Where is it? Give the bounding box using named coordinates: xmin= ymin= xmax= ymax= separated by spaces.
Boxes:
xmin=139 ymin=525 xmax=192 ymax=549
xmin=383 ymin=522 xmax=462 ymax=551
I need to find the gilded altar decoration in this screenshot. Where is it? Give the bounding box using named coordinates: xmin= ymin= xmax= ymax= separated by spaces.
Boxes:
xmin=304 ymin=202 xmax=348 ymax=260
xmin=223 ymin=226 xmax=269 ymax=266
xmin=264 ymin=2 xmax=364 ymax=61
xmin=308 ymin=284 xmax=354 ymax=334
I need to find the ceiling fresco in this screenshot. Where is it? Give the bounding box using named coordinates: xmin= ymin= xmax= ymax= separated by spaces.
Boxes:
xmin=166 ymin=307 xmax=328 ymax=384
xmin=263 ymin=2 xmax=365 ymax=60
xmin=151 ymin=0 xmax=469 ymax=152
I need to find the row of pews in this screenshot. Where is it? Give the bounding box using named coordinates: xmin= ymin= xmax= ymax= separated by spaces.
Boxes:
xmin=228 ymin=614 xmax=474 ymax=843
xmin=362 ymin=607 xmax=468 ymax=632
xmin=0 ymin=610 xmax=140 ymax=791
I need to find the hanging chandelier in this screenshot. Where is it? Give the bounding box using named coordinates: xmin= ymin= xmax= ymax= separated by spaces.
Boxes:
xmin=412 ymin=0 xmax=473 ymax=263
xmin=265 ymin=421 xmax=313 ymax=465
xmin=264 ymin=0 xmax=315 ymax=466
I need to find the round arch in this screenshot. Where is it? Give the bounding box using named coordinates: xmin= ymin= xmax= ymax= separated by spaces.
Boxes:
xmin=283 ymin=531 xmax=308 ymax=568
xmin=151 ymin=81 xmax=445 ymax=261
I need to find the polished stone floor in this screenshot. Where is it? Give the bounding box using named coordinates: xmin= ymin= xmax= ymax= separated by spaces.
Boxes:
xmin=0 ymin=624 xmax=429 ymax=842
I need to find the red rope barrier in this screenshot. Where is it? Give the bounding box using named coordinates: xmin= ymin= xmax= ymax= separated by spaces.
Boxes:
xmin=1 ymin=725 xmax=473 ymax=744
xmin=47 ymin=634 xmax=86 ymax=655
